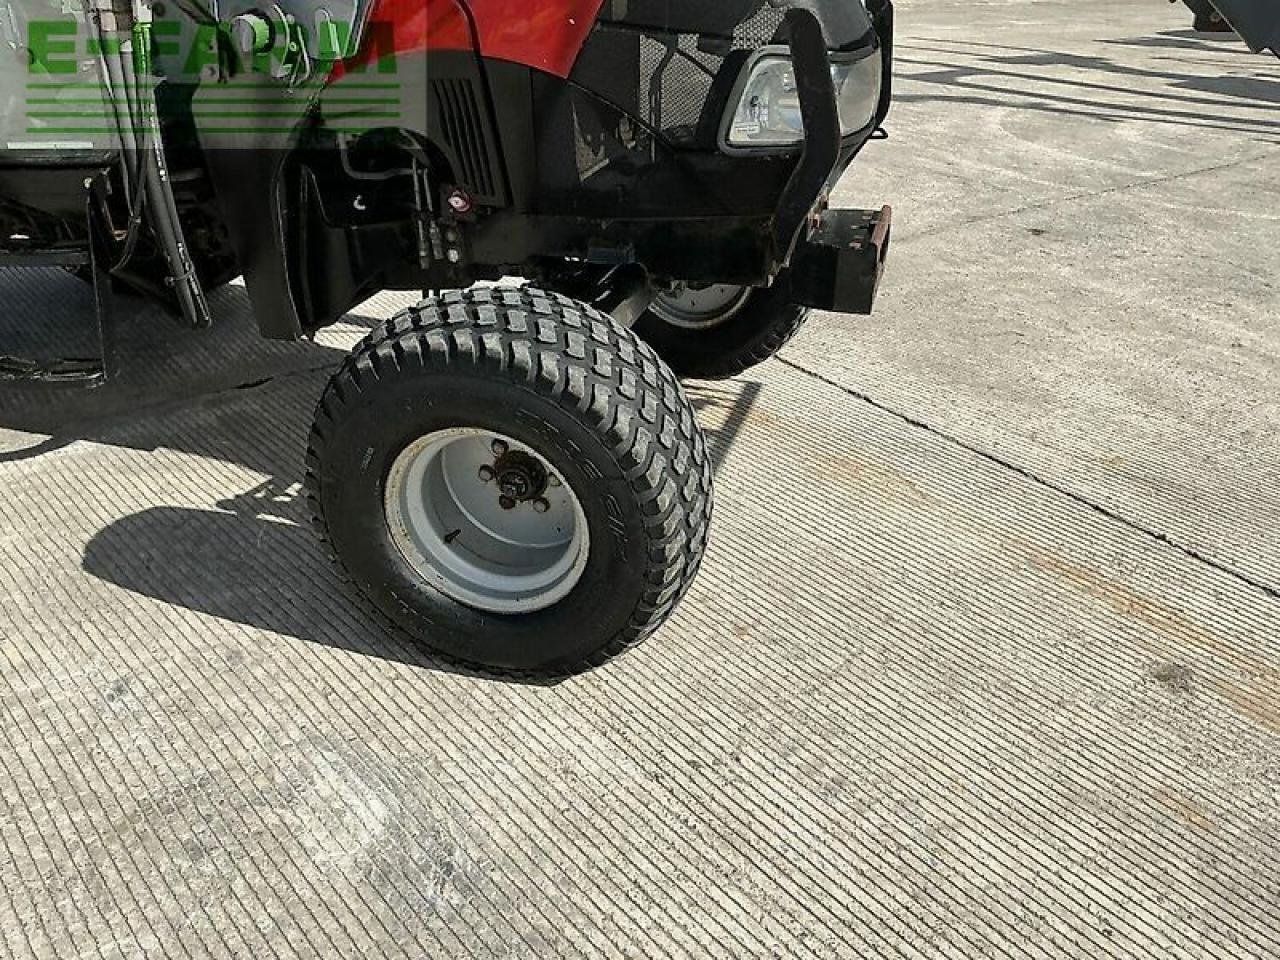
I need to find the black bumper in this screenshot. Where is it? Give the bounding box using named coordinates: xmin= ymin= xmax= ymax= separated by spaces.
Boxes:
xmin=787 ymin=206 xmax=892 ymax=315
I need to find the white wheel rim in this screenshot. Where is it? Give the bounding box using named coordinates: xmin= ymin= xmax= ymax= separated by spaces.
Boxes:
xmin=384 ymin=428 xmax=590 ymax=614
xmin=651 ymin=284 xmax=752 ymax=330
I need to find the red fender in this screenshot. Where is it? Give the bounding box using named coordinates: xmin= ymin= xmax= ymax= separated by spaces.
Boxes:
xmin=467 ymin=0 xmax=606 ymax=75
xmin=336 ymin=0 xmax=605 ymax=79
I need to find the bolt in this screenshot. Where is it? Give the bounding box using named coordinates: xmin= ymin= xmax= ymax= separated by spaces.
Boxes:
xmin=491 ymin=439 xmax=508 ymax=457
xmin=447 ymin=190 xmax=473 ymax=214
xmin=478 ymin=465 xmax=494 ymax=482
xmin=499 ymin=495 xmax=517 ymax=511
xmin=499 ymin=475 xmax=529 ymax=499
xmin=532 ymin=498 xmax=551 ymax=514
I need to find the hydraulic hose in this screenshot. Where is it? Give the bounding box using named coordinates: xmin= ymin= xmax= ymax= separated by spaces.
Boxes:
xmin=98 ymin=33 xmax=136 ymax=196
xmin=125 ymin=8 xmax=211 ymax=327
xmin=90 ymin=0 xmax=211 ymax=328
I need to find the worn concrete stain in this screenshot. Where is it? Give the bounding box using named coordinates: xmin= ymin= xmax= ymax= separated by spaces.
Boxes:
xmin=1030 ymin=551 xmax=1280 ymax=736
xmin=1152 ymin=786 xmax=1220 ymax=837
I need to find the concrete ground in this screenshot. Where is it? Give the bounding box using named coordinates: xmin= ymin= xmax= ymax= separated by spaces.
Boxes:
xmin=1 ymin=1 xmax=1277 ymax=957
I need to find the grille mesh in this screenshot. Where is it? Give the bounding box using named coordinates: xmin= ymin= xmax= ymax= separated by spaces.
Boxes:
xmin=584 ymin=1 xmax=802 ymax=147
xmin=733 ymin=4 xmax=789 ymax=49
xmin=638 ymin=36 xmax=719 ymax=133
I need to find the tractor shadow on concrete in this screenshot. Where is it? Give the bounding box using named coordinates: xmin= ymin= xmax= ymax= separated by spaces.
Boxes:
xmin=893 ymin=32 xmax=1280 ymax=143
xmin=0 ymin=270 xmax=366 ymax=468
xmin=0 ymin=269 xmax=762 ymax=679
xmin=76 ymin=380 xmax=760 ymax=683
xmin=80 ymin=492 xmax=566 ymax=685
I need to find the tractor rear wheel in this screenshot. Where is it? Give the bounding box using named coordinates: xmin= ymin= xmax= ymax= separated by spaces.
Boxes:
xmin=305 ymin=286 xmax=714 ymax=674
xmin=633 ymin=282 xmax=810 ymax=380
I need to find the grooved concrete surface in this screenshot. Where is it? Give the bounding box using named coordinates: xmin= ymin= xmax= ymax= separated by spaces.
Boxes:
xmin=1 ymin=2 xmax=1278 ymax=958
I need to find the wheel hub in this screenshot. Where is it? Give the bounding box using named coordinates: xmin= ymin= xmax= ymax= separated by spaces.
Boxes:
xmin=651 ymin=283 xmax=752 ymax=330
xmin=384 ymin=428 xmax=590 ymax=614
xmin=492 ymin=450 xmax=549 ymax=508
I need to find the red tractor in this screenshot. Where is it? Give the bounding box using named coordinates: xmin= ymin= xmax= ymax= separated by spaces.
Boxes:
xmin=2 ymin=1 xmax=895 ymax=670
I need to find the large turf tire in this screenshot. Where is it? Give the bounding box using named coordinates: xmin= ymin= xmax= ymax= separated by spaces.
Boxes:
xmin=305 ymin=286 xmax=714 ymax=674
xmin=633 ymin=282 xmax=810 ymax=380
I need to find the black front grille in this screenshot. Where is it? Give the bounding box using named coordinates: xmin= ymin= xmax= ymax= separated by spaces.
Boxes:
xmin=733 ymin=5 xmax=789 ymax=48
xmin=638 ymin=35 xmax=720 ymax=134
xmin=578 ymin=0 xmax=818 ymax=150
xmin=634 ymin=3 xmax=795 ymax=144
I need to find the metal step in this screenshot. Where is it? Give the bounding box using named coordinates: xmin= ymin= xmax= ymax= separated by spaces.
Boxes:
xmin=0 ymin=354 xmax=107 ymax=387
xmin=0 ymin=247 xmax=92 ymax=268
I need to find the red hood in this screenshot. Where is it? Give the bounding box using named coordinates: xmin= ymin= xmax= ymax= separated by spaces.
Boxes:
xmin=334 ymin=0 xmax=605 ymax=80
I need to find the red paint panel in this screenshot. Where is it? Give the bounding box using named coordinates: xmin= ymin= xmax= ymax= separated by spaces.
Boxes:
xmin=333 ymin=0 xmax=603 ymax=81
xmin=331 ymin=0 xmax=465 ymax=81
xmin=466 ymin=0 xmax=605 ymax=77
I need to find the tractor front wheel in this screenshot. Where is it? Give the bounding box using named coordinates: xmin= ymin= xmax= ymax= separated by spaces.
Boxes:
xmin=633 ymin=282 xmax=811 ymax=381
xmin=305 ymin=286 xmax=713 ymax=674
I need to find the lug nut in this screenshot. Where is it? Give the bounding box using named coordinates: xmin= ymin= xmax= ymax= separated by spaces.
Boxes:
xmin=532 ymin=498 xmax=551 ymax=514
xmin=499 ymin=495 xmax=517 ymax=511
xmin=491 ymin=439 xmax=508 ymax=456
xmin=548 ymin=475 xmax=562 ymax=487
xmin=478 ymin=465 xmax=494 ymax=482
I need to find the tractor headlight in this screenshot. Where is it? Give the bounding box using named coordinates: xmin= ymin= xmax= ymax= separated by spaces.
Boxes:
xmin=722 ymin=49 xmax=882 ymax=152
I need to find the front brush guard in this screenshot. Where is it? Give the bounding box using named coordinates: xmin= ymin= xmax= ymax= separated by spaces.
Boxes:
xmin=772 ymin=8 xmax=842 ymax=266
